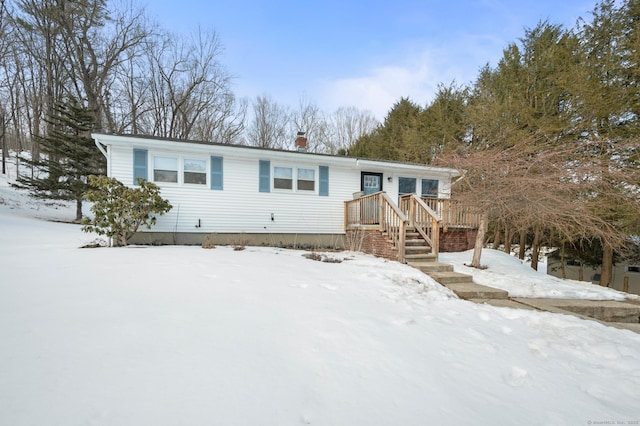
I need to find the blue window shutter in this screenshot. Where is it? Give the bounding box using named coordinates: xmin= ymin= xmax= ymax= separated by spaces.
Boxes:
xmin=133 ymin=149 xmax=148 ymax=185
xmin=259 ymin=160 xmax=270 ymax=193
xmin=319 ymin=166 xmax=329 ymax=196
xmin=210 ymin=156 xmax=223 ymax=190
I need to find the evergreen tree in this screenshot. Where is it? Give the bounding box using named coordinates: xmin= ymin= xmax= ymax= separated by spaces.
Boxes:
xmin=16 ymin=96 xmax=104 ymax=221
xmin=348 ymin=98 xmax=425 ymax=162
xmin=570 ymin=0 xmax=640 ymax=285
xmin=420 ymin=83 xmax=469 ymax=158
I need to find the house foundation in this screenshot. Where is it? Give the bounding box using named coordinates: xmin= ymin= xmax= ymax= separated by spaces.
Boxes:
xmin=129 ymin=231 xmax=346 ymax=249
xmin=439 ymin=227 xmax=477 ymax=252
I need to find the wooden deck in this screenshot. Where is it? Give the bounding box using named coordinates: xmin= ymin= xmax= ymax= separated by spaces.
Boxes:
xmin=344 ymin=192 xmax=479 ymax=262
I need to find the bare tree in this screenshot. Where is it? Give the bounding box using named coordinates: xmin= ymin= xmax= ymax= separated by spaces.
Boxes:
xmin=52 ymin=0 xmax=150 ymax=132
xmin=0 ymin=0 xmax=9 ymax=173
xmin=141 ymin=28 xmax=242 ymax=141
xmin=329 ymin=106 xmax=378 ymax=154
xmin=437 ymin=136 xmax=638 ymax=269
xmin=10 ymin=0 xmax=70 ymax=159
xmin=192 ymin=93 xmax=247 ymax=144
xmin=246 ymin=94 xmax=290 ymax=149
xmin=290 ymin=96 xmax=331 ymax=153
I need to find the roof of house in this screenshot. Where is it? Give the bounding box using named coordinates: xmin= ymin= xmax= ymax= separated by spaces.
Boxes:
xmin=92 ymin=133 xmax=461 ymax=177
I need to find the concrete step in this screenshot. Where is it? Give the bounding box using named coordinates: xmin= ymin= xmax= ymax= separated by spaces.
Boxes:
xmin=469 ymin=299 xmax=537 ymax=309
xmin=442 ymin=282 xmax=510 ymax=300
xmin=404 ymin=253 xmax=437 ymax=263
xmin=408 ymin=262 xmax=453 ymax=273
xmin=513 ymin=298 xmax=640 ymax=324
xmin=428 ymin=271 xmax=474 ymax=284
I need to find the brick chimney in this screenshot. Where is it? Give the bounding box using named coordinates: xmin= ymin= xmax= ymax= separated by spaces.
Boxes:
xmin=295 ymin=131 xmax=308 ymax=152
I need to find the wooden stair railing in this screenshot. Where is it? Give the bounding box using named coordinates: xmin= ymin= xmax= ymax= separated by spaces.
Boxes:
xmin=380 ymin=192 xmax=407 ymax=262
xmin=344 ymin=192 xmax=407 ymax=262
xmin=399 ymin=194 xmax=441 ymax=260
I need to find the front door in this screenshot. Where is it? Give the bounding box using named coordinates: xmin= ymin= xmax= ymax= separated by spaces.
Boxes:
xmin=361 ymin=172 xmax=383 ymax=195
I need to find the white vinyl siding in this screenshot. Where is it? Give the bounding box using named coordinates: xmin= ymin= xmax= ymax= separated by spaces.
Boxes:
xmin=100 ymin=134 xmax=458 ymax=236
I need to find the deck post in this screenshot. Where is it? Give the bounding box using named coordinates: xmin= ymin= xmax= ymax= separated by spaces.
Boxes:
xmin=379 ymin=193 xmax=385 ymax=232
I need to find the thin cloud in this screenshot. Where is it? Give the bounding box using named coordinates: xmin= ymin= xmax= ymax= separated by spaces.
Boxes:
xmin=319 ymin=43 xmax=491 ymax=120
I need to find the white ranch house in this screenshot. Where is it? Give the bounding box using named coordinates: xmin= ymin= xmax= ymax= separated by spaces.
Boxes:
xmin=93 ymin=134 xmax=473 ymax=257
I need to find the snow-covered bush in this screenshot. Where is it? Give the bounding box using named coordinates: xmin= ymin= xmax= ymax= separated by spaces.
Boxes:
xmin=81 ymin=176 xmax=172 ymax=246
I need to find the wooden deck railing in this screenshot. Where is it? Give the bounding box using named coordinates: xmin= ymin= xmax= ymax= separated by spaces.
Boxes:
xmin=399 ymin=194 xmax=440 ymax=257
xmin=344 ymin=192 xmax=407 ymax=262
xmin=344 ymin=193 xmax=479 ymax=262
xmin=421 ymin=198 xmax=481 ymax=230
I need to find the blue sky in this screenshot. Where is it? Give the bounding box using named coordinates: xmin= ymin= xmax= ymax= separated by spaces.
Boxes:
xmin=147 ymin=0 xmax=596 ymax=120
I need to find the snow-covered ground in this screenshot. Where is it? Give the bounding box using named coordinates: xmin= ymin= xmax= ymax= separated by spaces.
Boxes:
xmin=1 ymin=159 xmax=640 ymax=425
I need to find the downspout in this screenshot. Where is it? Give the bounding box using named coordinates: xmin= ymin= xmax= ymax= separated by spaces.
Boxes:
xmin=92 ymin=138 xmax=113 ymax=246
xmin=94 ymin=138 xmax=110 ymax=176
xmin=94 ymin=138 xmax=108 ymax=159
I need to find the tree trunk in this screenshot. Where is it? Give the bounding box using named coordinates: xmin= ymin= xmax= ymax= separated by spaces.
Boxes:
xmin=1 ymin=112 xmax=6 ymax=175
xmin=560 ymin=242 xmax=566 ymax=279
xmin=600 ymin=243 xmax=613 ymax=287
xmin=578 ymin=264 xmax=584 ymax=281
xmin=504 ymin=227 xmax=512 ymax=254
xmin=470 ymin=213 xmax=488 ymax=268
xmin=492 ymin=222 xmax=501 ymax=249
xmin=518 ymin=228 xmax=527 ymax=260
xmin=75 ymin=197 xmax=83 ymax=222
xmin=531 ymin=225 xmax=541 ymax=271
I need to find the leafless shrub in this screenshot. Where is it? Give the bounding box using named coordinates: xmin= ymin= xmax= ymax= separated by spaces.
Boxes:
xmin=345 ymin=228 xmax=366 ymax=252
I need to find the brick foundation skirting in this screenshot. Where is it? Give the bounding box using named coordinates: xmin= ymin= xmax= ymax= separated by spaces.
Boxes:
xmin=439 ymin=228 xmax=477 ymax=252
xmin=345 ymin=228 xmax=400 ymax=261
xmin=346 ymin=226 xmax=477 ymax=261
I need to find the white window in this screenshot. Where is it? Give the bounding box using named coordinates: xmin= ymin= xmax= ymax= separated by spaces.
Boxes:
xmin=274 ymin=167 xmax=293 ymax=190
xmin=398 ymin=177 xmax=416 ymax=196
xmin=297 ymin=168 xmax=315 ymax=191
xmin=421 ymin=179 xmax=439 ymax=198
xmin=628 ymin=265 xmax=640 ymax=273
xmin=184 ymin=158 xmax=206 ymax=185
xmin=154 ymin=156 xmax=178 ymax=183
